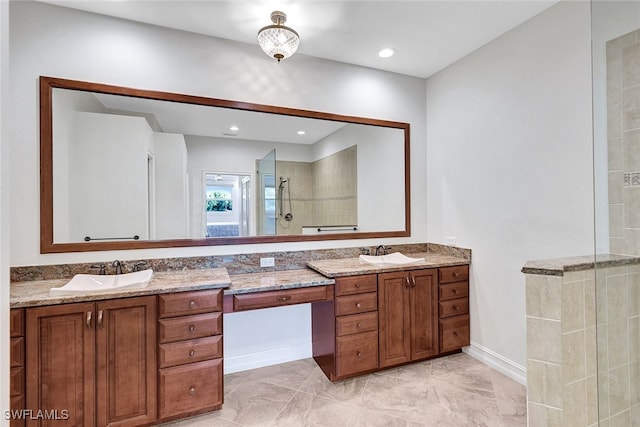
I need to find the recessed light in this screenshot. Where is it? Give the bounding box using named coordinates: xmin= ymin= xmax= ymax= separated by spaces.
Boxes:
xmin=378 ymin=48 xmax=395 ymax=58
xmin=229 ymin=125 xmax=239 ymax=131
xmin=297 ymin=130 xmax=306 ymax=135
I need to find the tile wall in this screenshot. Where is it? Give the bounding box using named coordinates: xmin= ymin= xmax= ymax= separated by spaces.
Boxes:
xmin=526 ymin=265 xmax=640 ymax=426
xmin=608 ymin=28 xmax=640 ymax=255
xmin=275 ymin=146 xmax=357 ymax=235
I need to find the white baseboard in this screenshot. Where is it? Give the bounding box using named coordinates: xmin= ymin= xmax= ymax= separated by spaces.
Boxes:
xmin=464 ymin=341 xmax=527 ymax=386
xmin=223 ymin=343 xmax=312 ymax=375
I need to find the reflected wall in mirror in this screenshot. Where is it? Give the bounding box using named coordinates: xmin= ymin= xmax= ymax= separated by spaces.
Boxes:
xmin=40 ymin=76 xmax=411 ymax=253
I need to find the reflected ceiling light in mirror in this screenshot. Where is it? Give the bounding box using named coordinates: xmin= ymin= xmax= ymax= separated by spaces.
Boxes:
xmin=257 ymin=11 xmax=300 ymax=62
xmin=378 ymin=48 xmax=395 ymax=58
xmin=229 ymin=125 xmax=239 ymax=131
xmin=297 ymin=130 xmax=306 ymax=135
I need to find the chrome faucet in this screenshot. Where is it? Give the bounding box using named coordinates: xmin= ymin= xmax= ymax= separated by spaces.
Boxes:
xmin=375 ymin=245 xmax=392 ymax=256
xmin=112 ymin=260 xmax=124 ymax=275
xmin=91 ymin=264 xmax=106 ymax=275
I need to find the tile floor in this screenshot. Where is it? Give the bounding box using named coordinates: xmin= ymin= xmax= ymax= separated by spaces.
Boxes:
xmin=160 ymin=353 xmax=527 ymax=426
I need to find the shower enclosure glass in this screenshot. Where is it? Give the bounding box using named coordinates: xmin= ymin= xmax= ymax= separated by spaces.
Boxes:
xmin=592 ymin=1 xmax=640 ymax=424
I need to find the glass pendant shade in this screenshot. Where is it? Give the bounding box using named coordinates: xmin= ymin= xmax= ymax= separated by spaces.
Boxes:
xmin=258 ymin=11 xmax=299 ymax=62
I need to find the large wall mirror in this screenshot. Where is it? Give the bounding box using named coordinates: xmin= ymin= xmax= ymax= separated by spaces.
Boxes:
xmin=40 ymin=76 xmax=411 ymax=253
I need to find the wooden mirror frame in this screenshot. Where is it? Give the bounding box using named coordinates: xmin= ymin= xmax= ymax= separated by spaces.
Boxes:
xmin=40 ymin=76 xmax=411 ymax=253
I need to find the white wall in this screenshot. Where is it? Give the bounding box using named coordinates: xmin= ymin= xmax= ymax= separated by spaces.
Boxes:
xmin=0 ymin=0 xmax=9 ymax=423
xmin=426 ymin=1 xmax=593 ymax=381
xmin=9 ymin=1 xmax=426 ymax=267
xmin=6 ymin=1 xmax=426 ymax=378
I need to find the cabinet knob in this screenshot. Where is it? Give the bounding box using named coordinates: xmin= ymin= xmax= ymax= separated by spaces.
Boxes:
xmin=453 ymin=272 xmax=459 ymax=278
xmin=356 ymin=303 xmax=361 ymax=309
xmin=356 ymin=323 xmax=362 ymax=329
xmin=356 ymin=351 xmax=363 ymax=358
xmin=453 ymin=305 xmax=459 ymax=311
xmin=189 ymin=350 xmax=196 ymax=357
xmin=355 ymin=283 xmax=361 ymax=288
xmin=188 ymin=325 xmax=195 ymax=332
xmin=277 ymin=296 xmax=292 ymax=302
xmin=189 ymin=387 xmax=196 ymax=395
xmin=189 ymin=300 xmax=196 ymax=308
xmin=452 ymin=289 xmax=459 ymax=294
xmin=453 ymin=331 xmax=459 ymax=337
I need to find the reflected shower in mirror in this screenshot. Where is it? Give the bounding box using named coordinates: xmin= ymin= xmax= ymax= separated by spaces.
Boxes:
xmin=40 ymin=76 xmax=411 ymax=252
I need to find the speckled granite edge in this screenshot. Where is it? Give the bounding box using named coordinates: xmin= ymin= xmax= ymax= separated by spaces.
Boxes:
xmin=307 ymin=253 xmax=470 ymax=278
xmin=227 ymin=269 xmax=335 ymax=295
xmin=521 ymin=253 xmax=640 ymax=276
xmin=11 ymin=243 xmax=441 ymax=282
xmin=11 ymin=268 xmax=231 ymax=308
xmin=426 ymin=243 xmax=472 ymax=261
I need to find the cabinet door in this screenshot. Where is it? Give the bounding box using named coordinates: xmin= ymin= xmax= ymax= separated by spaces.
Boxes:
xmin=410 ymin=269 xmax=438 ymax=360
xmin=378 ymin=271 xmax=411 ymax=368
xmin=26 ymin=302 xmax=96 ymax=427
xmin=96 ymin=296 xmax=157 ymax=427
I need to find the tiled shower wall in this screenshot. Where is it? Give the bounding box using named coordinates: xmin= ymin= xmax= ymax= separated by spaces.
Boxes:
xmin=608 ymin=28 xmax=640 ymax=255
xmin=525 ymin=265 xmax=640 ymax=426
xmin=275 ymin=146 xmax=357 ymax=234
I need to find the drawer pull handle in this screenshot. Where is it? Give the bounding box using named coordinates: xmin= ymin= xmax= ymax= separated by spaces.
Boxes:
xmin=356 ymin=303 xmax=362 ymax=309
xmin=189 ymin=350 xmax=195 ymax=357
xmin=405 ymin=277 xmax=410 ymax=288
xmin=97 ymin=310 xmax=104 ymax=328
xmin=189 ymin=300 xmax=196 ymax=308
xmin=277 ymin=296 xmax=292 ymax=302
xmin=188 ymin=325 xmax=195 ymax=332
xmin=86 ymin=311 xmax=92 ymax=329
xmin=356 ymin=351 xmax=363 ymax=358
xmin=189 ymin=387 xmax=196 ymax=395
xmin=411 ymin=276 xmax=416 ymax=287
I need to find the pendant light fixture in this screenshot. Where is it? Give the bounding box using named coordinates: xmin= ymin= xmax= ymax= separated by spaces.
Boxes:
xmin=257 ymin=11 xmax=300 ymax=62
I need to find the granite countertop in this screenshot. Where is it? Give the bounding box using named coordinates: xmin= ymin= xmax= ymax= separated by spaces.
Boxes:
xmin=307 ymin=252 xmax=470 ymax=278
xmin=10 ymin=268 xmax=231 ymax=308
xmin=521 ymin=253 xmax=640 ymax=276
xmin=227 ymin=269 xmax=334 ymax=295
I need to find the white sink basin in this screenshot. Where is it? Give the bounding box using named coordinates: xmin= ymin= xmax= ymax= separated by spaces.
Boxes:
xmin=50 ymin=269 xmax=154 ymax=295
xmin=359 ymin=252 xmax=425 ymax=266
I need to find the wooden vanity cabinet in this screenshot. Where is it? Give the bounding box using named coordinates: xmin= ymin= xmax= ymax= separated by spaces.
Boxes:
xmin=378 ymin=268 xmax=438 ymax=368
xmin=157 ymin=289 xmax=223 ymax=422
xmin=25 ymin=296 xmax=157 ymax=427
xmin=438 ymin=265 xmax=470 ymax=352
xmin=10 ymin=309 xmax=25 ymax=427
xmin=312 ymin=274 xmax=379 ymax=381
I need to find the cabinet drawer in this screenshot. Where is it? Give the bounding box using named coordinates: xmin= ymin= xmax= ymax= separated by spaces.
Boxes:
xmin=159 ymin=335 xmax=222 ymax=368
xmin=10 ymin=338 xmax=23 ymax=367
xmin=10 ymin=395 xmax=24 ymax=427
xmin=336 ymin=331 xmax=378 ymax=377
xmin=439 ymin=282 xmax=469 ymax=301
xmin=10 ymin=309 xmax=23 ymax=337
xmin=159 ymin=359 xmax=223 ymax=419
xmin=159 ymin=312 xmax=222 ymax=343
xmin=158 ymin=290 xmax=222 ymax=318
xmin=440 ymin=315 xmax=470 ymax=353
xmin=439 ymin=265 xmax=469 ymax=284
xmin=336 ymin=312 xmax=378 ymax=336
xmin=233 ymin=286 xmax=328 ymax=311
xmin=10 ymin=367 xmax=24 ymax=396
xmin=335 ymin=275 xmax=377 ymax=296
xmin=335 ymin=292 xmax=377 ymax=316
xmin=439 ymin=298 xmax=469 ymax=318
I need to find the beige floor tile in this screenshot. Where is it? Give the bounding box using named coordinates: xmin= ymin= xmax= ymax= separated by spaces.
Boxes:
xmin=161 ymin=353 xmax=527 ymax=426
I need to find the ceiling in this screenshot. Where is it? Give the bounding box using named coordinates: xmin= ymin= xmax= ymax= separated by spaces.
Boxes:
xmin=40 ymin=0 xmax=558 ymax=79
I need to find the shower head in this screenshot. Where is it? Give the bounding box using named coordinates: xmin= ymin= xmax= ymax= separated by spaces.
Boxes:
xmin=279 ymin=177 xmax=288 ymax=189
